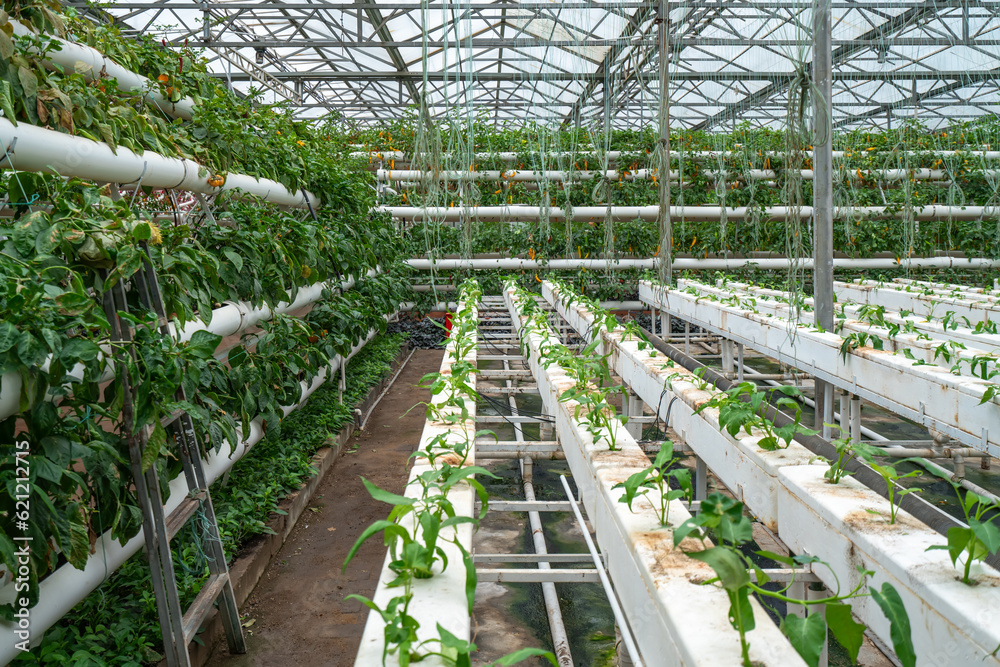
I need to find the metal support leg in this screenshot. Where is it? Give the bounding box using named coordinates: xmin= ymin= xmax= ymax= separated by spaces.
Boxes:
xmin=809 ymin=584 xmax=830 ymax=667
xmin=813 ymin=380 xmax=825 ymax=433
xmin=850 ymin=395 xmax=862 ymax=444
xmin=661 ymin=313 xmax=670 ymax=339
xmin=684 ymin=321 xmax=691 ymax=355
xmin=736 ymin=343 xmax=744 ymax=382
xmin=695 ymin=458 xmax=708 ymax=500
xmin=838 ymin=390 xmax=850 ymax=439
xmin=822 ymin=384 xmax=834 ymax=441
xmin=721 ymin=339 xmax=734 ymax=379
xmin=787 ymin=581 xmax=807 ymax=619
xmin=616 ymin=624 xmax=636 ymax=667
xmin=625 ymin=390 xmax=643 ymax=439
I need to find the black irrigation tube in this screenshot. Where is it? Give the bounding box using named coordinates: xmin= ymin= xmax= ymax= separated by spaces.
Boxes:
xmin=638 ymin=325 xmax=1000 ymax=571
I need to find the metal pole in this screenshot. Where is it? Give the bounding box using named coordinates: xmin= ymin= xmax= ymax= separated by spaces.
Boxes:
xmin=559 ymin=475 xmax=644 ymax=667
xmin=503 ymin=354 xmax=573 ymax=666
xmin=813 ymin=0 xmax=835 ymax=433
xmin=656 ymin=0 xmax=672 ymax=286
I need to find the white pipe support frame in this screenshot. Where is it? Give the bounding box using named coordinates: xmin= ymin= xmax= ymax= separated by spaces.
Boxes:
xmin=381 ymin=204 xmax=1000 ymax=224
xmin=0 ymin=271 xmax=376 ymax=420
xmin=10 ymin=19 xmax=195 ymax=121
xmin=0 ymin=118 xmax=319 ymax=207
xmin=0 ymin=323 xmax=386 ymax=664
xmin=543 ymin=281 xmax=1000 ymax=666
xmin=506 ymin=284 xmax=806 ymax=667
xmin=404 ymin=256 xmax=1000 ymax=272
xmin=639 ymin=282 xmax=1000 ymax=459
xmin=377 ymin=168 xmax=978 ymax=184
xmin=354 ymin=302 xmax=478 ymax=666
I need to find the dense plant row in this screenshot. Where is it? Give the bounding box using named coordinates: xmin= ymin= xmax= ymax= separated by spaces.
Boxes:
xmin=11 ymin=332 xmax=408 ymax=665
xmin=0 ymin=168 xmax=408 ymax=620
xmin=1 ymin=0 xmax=372 ymax=193
xmin=369 ymin=116 xmax=1000 ymax=259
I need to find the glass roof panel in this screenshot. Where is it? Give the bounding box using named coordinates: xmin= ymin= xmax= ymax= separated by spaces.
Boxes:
xmin=82 ymin=0 xmax=1000 ymax=130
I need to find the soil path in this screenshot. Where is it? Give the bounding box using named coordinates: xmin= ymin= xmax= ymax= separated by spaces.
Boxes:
xmin=207 ymin=348 xmax=444 ymax=667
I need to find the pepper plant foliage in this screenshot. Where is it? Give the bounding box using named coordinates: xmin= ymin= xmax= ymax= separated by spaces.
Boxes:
xmin=0 ymin=166 xmax=407 ymax=620
xmin=0 ymin=0 xmax=374 ymax=193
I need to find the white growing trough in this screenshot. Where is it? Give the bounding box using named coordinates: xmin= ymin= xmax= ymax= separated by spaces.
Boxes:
xmin=354 ymin=299 xmax=478 ymax=666
xmin=639 ymin=281 xmax=1000 ymax=458
xmin=506 ymin=284 xmax=807 ymax=667
xmin=543 ymin=281 xmax=1000 ymax=667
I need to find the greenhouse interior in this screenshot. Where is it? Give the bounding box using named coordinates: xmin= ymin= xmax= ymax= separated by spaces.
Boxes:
xmin=2 ymin=0 xmax=1000 ymax=666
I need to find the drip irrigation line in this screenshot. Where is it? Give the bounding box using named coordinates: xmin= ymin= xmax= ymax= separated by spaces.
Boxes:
xmin=638 ymin=325 xmax=1000 ymax=572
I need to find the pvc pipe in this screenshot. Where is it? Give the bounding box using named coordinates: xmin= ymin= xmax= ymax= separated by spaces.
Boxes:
xmin=559 ymin=475 xmax=643 ymax=667
xmin=11 ymin=20 xmax=195 ymax=121
xmin=378 ymin=168 xmax=975 ymax=183
xmin=0 ymin=118 xmax=319 ymax=207
xmin=405 ymin=257 xmax=1000 ymax=271
xmin=359 ymin=149 xmax=1000 ymax=164
xmin=379 ymin=204 xmax=998 ymax=223
xmin=0 ymin=324 xmax=384 ymax=661
xmin=0 ymin=271 xmax=373 ymax=420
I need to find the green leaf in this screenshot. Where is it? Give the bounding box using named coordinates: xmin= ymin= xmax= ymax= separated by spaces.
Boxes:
xmin=17 ymin=331 xmax=47 ymax=367
xmin=133 ymin=221 xmax=152 ymax=241
xmin=60 ymin=337 xmax=102 ymax=367
xmin=0 ymin=79 xmax=16 ymax=125
xmin=68 ymin=506 xmax=90 ymax=570
xmin=0 ymin=321 xmax=18 ymax=353
xmin=825 ymin=602 xmax=865 ymax=663
xmin=970 ymin=517 xmax=1000 ymax=556
xmin=18 ymin=66 xmax=37 ymax=99
xmin=185 ymin=329 xmax=221 ymax=360
xmin=784 ymin=613 xmax=826 ymax=667
xmin=361 ymin=477 xmax=416 ymax=507
xmin=33 ymin=455 xmax=64 ymax=483
xmin=686 ymin=545 xmax=750 ymax=591
xmin=870 ymin=583 xmax=916 ymax=667
xmin=223 ymin=249 xmax=244 ymax=273
xmin=141 ymin=421 xmax=166 ymax=472
xmin=0 ymin=30 xmax=13 ymax=61
xmin=343 ymin=520 xmax=407 ymax=571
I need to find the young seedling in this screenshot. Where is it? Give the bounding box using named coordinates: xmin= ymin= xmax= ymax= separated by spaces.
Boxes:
xmin=866 ymin=458 xmax=923 ymax=524
xmin=613 ymin=440 xmax=693 ymax=526
xmin=824 ymin=436 xmax=880 ymax=484
xmin=919 ymin=463 xmax=1000 ymax=584
xmin=674 ymin=492 xmax=916 ymax=667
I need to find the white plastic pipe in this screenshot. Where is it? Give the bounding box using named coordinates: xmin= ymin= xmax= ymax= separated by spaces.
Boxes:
xmin=0 ymin=323 xmax=384 ymax=662
xmin=378 ymin=168 xmax=976 ymax=183
xmin=0 ymin=119 xmax=319 ymax=207
xmin=380 ymin=204 xmax=997 ymax=223
xmin=362 ymin=150 xmax=1000 ymax=162
xmin=406 ymin=257 xmax=1000 ymax=271
xmin=11 ymin=20 xmax=195 ymax=120
xmin=0 ymin=271 xmax=374 ymax=420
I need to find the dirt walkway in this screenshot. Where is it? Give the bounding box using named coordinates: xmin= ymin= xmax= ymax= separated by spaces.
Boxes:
xmin=207 ymin=348 xmax=444 ymax=667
